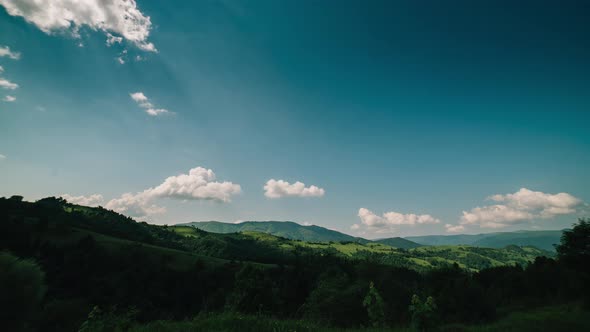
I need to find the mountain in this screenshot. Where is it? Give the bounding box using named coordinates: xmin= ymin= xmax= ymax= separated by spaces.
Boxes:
xmin=373 ymin=237 xmax=424 ymax=249
xmin=179 ymin=220 xmax=368 ymax=243
xmin=406 ymin=230 xmax=564 ymax=251
xmin=179 ymin=221 xmax=425 ymax=249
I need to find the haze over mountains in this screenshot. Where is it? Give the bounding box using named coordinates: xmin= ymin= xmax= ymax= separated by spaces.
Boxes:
xmin=180 ymin=221 xmax=563 ymax=251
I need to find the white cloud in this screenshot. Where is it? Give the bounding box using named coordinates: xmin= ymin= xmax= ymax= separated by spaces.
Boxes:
xmin=460 ymin=188 xmax=583 ymax=229
xmin=148 ymin=167 xmax=242 ymax=202
xmin=0 ymin=0 xmax=157 ymax=52
xmin=0 ymin=49 xmax=20 ymax=92
xmin=106 ymin=32 xmax=123 ymax=46
xmin=461 ymin=205 xmax=534 ymax=228
xmin=130 ymin=92 xmax=148 ymax=103
xmin=263 ymin=179 xmax=325 ymax=198
xmin=445 ymin=223 xmax=465 ymax=233
xmin=0 ymin=45 xmax=20 ymax=59
xmin=116 ymin=56 xmax=125 ymax=64
xmin=105 ymin=166 xmax=241 ymax=219
xmin=0 ymin=154 xmax=6 ymax=159
xmin=105 ymin=192 xmax=166 ymax=218
xmin=0 ymin=78 xmax=18 ymax=90
xmin=352 ymin=207 xmax=440 ymax=236
xmin=3 ymin=95 xmax=16 ymax=102
xmin=129 ymin=91 xmax=171 ymax=116
xmin=60 ymin=194 xmax=104 ymax=207
xmin=145 ymin=108 xmax=170 ymax=116
xmin=488 ymin=188 xmax=581 ymax=218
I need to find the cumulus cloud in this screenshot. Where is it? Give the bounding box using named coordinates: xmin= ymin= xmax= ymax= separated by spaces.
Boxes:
xmin=60 ymin=194 xmax=104 ymax=207
xmin=0 ymin=78 xmax=18 ymax=90
xmin=130 ymin=92 xmax=148 ymax=103
xmin=263 ymin=179 xmax=325 ymax=198
xmin=105 ymin=167 xmax=241 ymax=219
xmin=0 ymin=45 xmax=20 ymax=59
xmin=459 ymin=188 xmax=583 ymax=229
xmin=129 ymin=91 xmax=171 ymax=116
xmin=352 ymin=207 xmax=440 ymax=236
xmin=0 ymin=0 xmax=157 ymax=52
xmin=3 ymin=95 xmax=16 ymax=102
xmin=105 ymin=192 xmax=166 ymax=218
xmin=148 ymin=167 xmax=242 ymax=202
xmin=488 ymin=188 xmax=582 ymax=218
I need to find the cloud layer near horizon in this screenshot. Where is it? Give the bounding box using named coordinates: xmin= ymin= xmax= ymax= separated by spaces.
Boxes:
xmin=352 ymin=207 xmax=440 ymax=237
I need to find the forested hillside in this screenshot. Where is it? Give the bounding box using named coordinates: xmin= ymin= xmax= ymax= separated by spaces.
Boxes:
xmin=1 ymin=196 xmax=589 ymax=332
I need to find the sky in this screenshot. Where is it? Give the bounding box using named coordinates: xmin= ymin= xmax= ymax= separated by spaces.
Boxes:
xmin=0 ymin=0 xmax=589 ymax=238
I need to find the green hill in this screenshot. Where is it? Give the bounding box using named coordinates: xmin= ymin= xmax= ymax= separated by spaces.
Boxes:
xmin=406 ymin=230 xmax=564 ymax=251
xmin=373 ymin=237 xmax=424 ymax=249
xmin=180 ymin=220 xmax=369 ymax=243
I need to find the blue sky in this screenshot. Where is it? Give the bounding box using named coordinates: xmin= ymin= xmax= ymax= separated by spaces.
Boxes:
xmin=0 ymin=0 xmax=589 ymax=237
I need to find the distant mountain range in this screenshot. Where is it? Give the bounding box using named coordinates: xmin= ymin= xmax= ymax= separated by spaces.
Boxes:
xmin=406 ymin=230 xmax=564 ymax=251
xmin=181 ymin=221 xmax=367 ymax=243
xmin=178 ymin=221 xmax=564 ymax=251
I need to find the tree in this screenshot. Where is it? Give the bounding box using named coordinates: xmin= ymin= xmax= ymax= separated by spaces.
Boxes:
xmin=363 ymin=281 xmax=386 ymax=327
xmin=409 ymin=294 xmax=438 ymax=332
xmin=557 ymin=218 xmax=590 ymax=270
xmin=9 ymin=195 xmax=24 ymax=202
xmin=0 ymin=251 xmax=46 ymax=331
xmin=556 ymin=219 xmax=590 ymax=305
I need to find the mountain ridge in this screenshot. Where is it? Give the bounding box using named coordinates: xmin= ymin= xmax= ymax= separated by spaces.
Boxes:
xmin=177 ymin=220 xmax=564 ymax=251
xmin=178 ymin=220 xmax=426 ymax=249
xmin=406 ymin=229 xmax=565 ymax=251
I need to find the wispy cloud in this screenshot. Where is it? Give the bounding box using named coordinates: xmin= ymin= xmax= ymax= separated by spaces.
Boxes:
xmin=2 ymin=95 xmax=16 ymax=102
xmin=130 ymin=91 xmax=172 ymax=116
xmin=0 ymin=0 xmax=157 ymax=52
xmin=0 ymin=46 xmax=20 ymax=92
xmin=0 ymin=78 xmax=18 ymax=90
xmin=0 ymin=45 xmax=20 ymax=59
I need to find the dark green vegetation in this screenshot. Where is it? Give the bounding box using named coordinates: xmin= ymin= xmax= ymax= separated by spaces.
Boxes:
xmin=172 ymin=225 xmax=549 ymax=272
xmin=407 ymin=230 xmax=563 ymax=251
xmin=1 ymin=196 xmax=589 ymax=331
xmin=373 ymin=237 xmax=424 ymax=249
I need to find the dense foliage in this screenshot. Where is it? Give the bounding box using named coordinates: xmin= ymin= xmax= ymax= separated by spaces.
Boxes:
xmin=0 ymin=196 xmax=588 ymax=331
